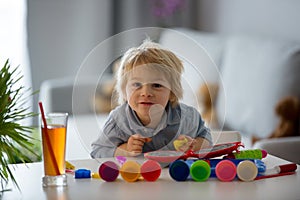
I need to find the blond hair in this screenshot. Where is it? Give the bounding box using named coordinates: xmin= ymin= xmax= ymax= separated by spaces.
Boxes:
xmin=115 ymin=40 xmax=184 ymax=107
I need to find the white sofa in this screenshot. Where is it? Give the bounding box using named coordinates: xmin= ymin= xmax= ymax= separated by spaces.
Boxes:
xmin=40 ymin=28 xmax=300 ymax=164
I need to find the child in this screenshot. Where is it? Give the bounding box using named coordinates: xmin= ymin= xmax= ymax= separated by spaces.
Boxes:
xmin=90 ymin=40 xmax=212 ymax=158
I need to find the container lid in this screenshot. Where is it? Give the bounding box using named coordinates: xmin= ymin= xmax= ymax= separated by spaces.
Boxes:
xmin=190 ymin=160 xmax=211 ymax=182
xmin=215 ymin=160 xmax=237 ymax=182
xmin=141 ymin=160 xmax=162 ymax=181
xmin=169 ymin=160 xmax=190 ymax=181
xmin=99 ymin=161 xmax=119 ymax=182
xmin=237 ymin=160 xmax=258 ymax=182
xmin=120 ymin=160 xmax=141 ymax=182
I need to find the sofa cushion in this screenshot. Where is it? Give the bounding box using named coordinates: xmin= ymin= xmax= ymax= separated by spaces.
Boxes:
xmin=160 ymin=27 xmax=225 ymax=68
xmin=253 ymin=136 xmax=300 ymax=164
xmin=216 ymin=35 xmax=300 ymax=138
xmin=159 ymin=28 xmax=225 ymax=108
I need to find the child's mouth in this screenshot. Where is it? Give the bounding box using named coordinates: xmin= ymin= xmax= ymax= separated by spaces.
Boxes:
xmin=140 ymin=102 xmax=154 ymax=106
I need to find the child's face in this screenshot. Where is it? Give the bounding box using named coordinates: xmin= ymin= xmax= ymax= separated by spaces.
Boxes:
xmin=125 ymin=65 xmax=171 ymax=125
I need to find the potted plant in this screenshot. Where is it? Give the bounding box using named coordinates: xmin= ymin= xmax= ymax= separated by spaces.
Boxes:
xmin=0 ymin=59 xmax=39 ymax=193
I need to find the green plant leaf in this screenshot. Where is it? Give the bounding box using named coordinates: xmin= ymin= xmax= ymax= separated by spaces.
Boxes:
xmin=0 ymin=59 xmax=39 ymax=191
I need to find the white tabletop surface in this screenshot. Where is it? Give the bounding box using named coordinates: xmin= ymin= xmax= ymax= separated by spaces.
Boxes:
xmin=2 ymin=155 xmax=300 ymax=200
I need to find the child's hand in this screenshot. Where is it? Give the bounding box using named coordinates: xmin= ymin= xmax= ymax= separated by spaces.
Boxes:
xmin=126 ymin=134 xmax=152 ymax=156
xmin=173 ymin=135 xmax=195 ymax=152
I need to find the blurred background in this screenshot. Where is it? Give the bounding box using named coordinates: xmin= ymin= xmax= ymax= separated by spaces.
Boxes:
xmin=1 ymin=0 xmax=300 ymax=126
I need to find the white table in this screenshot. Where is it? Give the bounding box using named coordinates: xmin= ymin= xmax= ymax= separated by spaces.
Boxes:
xmin=2 ymin=155 xmax=300 ymax=200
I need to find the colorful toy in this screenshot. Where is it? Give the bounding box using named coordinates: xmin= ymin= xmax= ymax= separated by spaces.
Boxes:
xmin=145 ymin=142 xmax=243 ymax=163
xmin=98 ymin=159 xmax=162 ymax=182
xmin=214 ymin=160 xmax=237 ymax=181
xmin=140 ymin=160 xmax=162 ymax=182
xmin=75 ymin=169 xmax=91 ymax=179
xmin=190 ymin=160 xmax=211 ymax=182
xmin=91 ymin=173 xmax=101 ymax=179
xmin=119 ymin=160 xmax=141 ymax=182
xmin=169 ymin=159 xmax=211 ymax=182
xmin=236 ymin=160 xmax=258 ymax=182
xmin=255 ymin=163 xmax=297 ymax=180
xmin=173 ymin=137 xmax=189 ymax=151
xmin=99 ymin=161 xmax=119 ymax=182
xmin=224 ymin=149 xmax=267 ymax=159
xmin=210 ymin=159 xmax=259 ymax=182
xmin=66 ymin=161 xmax=75 ymax=170
xmin=72 ymin=158 xmax=296 ymax=183
xmin=169 ymin=158 xmax=267 ymax=182
xmin=169 ymin=160 xmax=191 ymax=181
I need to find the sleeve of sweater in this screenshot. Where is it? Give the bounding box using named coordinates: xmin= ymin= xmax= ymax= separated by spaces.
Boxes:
xmin=181 ymin=103 xmax=213 ymax=145
xmin=90 ymin=116 xmax=129 ymax=158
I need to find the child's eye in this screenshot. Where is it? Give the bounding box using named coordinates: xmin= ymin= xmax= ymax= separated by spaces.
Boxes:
xmin=132 ymin=82 xmax=142 ymax=88
xmin=152 ymin=83 xmax=163 ymax=88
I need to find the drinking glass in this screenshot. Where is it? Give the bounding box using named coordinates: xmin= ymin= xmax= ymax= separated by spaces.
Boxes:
xmin=41 ymin=113 xmax=68 ymax=187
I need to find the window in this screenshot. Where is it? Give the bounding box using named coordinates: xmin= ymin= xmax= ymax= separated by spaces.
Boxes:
xmin=0 ymin=0 xmax=31 ymax=90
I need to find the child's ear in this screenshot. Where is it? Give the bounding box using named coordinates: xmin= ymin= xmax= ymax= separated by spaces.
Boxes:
xmin=169 ymin=93 xmax=177 ymax=105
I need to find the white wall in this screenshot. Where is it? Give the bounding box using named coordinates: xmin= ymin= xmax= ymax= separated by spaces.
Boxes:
xmin=27 ymin=0 xmax=111 ymax=118
xmin=197 ymin=0 xmax=300 ymax=41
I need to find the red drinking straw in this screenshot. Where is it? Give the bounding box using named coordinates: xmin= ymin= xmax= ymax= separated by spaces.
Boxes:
xmin=39 ymin=102 xmax=60 ymax=175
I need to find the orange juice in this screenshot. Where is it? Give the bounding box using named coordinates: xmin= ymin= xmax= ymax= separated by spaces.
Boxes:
xmin=42 ymin=125 xmax=66 ymax=176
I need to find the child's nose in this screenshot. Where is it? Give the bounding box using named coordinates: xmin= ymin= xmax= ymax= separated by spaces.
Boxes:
xmin=140 ymin=85 xmax=153 ymax=96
